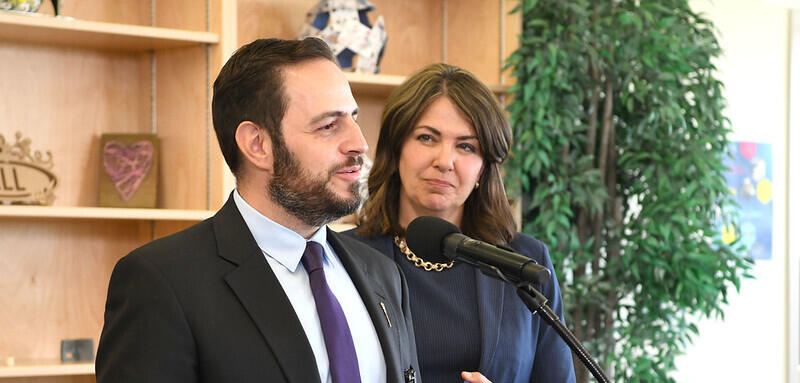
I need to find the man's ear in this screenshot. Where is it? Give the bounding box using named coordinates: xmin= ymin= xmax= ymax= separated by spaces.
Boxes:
xmin=235 ymin=121 xmax=273 ymax=172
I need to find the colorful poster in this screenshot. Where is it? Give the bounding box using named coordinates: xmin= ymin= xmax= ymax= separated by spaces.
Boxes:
xmin=721 ymin=141 xmax=773 ymax=260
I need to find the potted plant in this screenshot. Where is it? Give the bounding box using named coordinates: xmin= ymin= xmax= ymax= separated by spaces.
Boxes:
xmin=505 ymin=1 xmax=753 ymax=382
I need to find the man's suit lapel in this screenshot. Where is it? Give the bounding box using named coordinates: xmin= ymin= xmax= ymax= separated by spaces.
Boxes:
xmin=328 ymin=230 xmax=404 ymax=383
xmin=475 ymin=268 xmax=505 ymax=374
xmin=213 ymin=197 xmax=321 ymax=383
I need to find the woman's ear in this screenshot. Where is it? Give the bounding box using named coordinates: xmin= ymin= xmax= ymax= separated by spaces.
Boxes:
xmin=477 ymin=163 xmax=486 ymax=186
xmin=235 ymin=121 xmax=273 ymax=172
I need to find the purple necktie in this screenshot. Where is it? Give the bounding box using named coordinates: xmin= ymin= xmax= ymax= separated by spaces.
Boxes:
xmin=301 ymin=241 xmax=362 ymax=383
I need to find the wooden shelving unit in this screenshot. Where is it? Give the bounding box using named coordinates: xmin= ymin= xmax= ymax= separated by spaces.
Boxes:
xmin=0 ymin=1 xmax=517 ymax=381
xmin=0 ymin=2 xmax=229 ymax=382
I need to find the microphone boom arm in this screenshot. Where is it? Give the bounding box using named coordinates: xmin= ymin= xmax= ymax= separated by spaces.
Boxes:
xmin=482 ymin=264 xmax=610 ymax=383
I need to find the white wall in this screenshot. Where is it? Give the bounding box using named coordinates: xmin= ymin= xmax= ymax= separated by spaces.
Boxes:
xmin=674 ymin=1 xmax=790 ymax=382
xmin=788 ymin=10 xmax=800 ymax=383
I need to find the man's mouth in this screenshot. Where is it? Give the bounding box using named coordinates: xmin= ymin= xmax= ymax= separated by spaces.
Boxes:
xmin=331 ymin=156 xmax=365 ymax=177
xmin=338 ymin=166 xmax=360 ymax=174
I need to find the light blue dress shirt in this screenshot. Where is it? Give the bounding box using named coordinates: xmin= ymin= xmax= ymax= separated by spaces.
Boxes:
xmin=233 ymin=190 xmax=386 ymax=383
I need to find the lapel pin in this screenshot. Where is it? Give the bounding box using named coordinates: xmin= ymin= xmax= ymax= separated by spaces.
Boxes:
xmin=380 ymin=301 xmax=392 ymax=328
xmin=403 ymin=366 xmax=416 ymax=383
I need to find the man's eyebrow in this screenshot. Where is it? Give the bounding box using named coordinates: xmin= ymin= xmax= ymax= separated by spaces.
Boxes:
xmin=309 ymin=108 xmax=359 ymax=124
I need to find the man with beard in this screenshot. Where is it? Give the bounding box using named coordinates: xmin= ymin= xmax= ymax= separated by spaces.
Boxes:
xmin=96 ymin=38 xmax=420 ymax=383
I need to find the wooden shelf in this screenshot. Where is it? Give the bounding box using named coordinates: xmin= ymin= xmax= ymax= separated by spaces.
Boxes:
xmin=0 ymin=12 xmax=218 ymax=51
xmin=0 ymin=206 xmax=360 ymax=230
xmin=0 ymin=361 xmax=94 ymax=378
xmin=344 ymin=71 xmax=509 ymax=96
xmin=345 ymin=72 xmax=406 ymax=95
xmin=0 ymin=205 xmax=215 ymax=221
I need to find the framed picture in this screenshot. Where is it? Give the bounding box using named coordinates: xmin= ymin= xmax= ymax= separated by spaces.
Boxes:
xmin=722 ymin=141 xmax=773 ymax=260
xmin=98 ymin=133 xmax=158 ymax=208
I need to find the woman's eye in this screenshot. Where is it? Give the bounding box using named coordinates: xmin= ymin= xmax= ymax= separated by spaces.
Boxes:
xmin=417 ymin=134 xmax=433 ymax=142
xmin=458 ymin=143 xmax=477 ymax=152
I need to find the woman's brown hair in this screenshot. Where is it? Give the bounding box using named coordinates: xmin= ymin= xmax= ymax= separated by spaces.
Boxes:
xmin=357 ymin=63 xmax=516 ymax=244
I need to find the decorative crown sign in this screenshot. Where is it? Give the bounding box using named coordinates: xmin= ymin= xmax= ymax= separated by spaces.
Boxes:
xmin=0 ymin=132 xmax=58 ymax=205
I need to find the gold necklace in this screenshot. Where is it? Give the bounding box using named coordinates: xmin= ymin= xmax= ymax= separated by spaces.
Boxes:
xmin=393 ymin=236 xmax=455 ymax=272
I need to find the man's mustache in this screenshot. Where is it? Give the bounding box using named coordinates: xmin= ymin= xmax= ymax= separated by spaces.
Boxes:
xmin=329 ymin=155 xmax=365 ymax=176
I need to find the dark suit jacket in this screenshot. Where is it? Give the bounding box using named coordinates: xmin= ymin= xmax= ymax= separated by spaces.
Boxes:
xmin=344 ymin=230 xmax=576 ymax=383
xmin=96 ymin=196 xmax=420 ymax=383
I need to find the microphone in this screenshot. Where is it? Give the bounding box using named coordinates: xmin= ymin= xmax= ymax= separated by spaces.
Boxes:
xmin=405 ymin=216 xmax=551 ymax=285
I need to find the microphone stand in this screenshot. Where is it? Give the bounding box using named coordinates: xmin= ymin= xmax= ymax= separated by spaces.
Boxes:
xmin=477 ymin=264 xmax=610 ymax=383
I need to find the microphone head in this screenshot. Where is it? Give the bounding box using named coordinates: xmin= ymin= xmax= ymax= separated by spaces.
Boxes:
xmin=405 ymin=216 xmax=461 ymax=263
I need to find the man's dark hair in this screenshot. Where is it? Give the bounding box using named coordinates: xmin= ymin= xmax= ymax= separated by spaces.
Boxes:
xmin=211 ymin=37 xmax=336 ymax=177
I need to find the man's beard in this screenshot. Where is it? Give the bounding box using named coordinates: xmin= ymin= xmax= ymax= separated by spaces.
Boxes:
xmin=269 ymin=142 xmax=364 ymax=228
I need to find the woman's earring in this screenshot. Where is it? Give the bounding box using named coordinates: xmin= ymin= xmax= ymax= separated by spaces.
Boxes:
xmin=474 ymin=182 xmax=480 ymax=190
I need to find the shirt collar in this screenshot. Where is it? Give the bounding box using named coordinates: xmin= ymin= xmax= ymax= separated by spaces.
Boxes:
xmin=233 ymin=189 xmax=329 ymax=272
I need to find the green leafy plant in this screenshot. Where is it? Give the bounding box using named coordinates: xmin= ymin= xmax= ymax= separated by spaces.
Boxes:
xmin=505 ymin=1 xmax=753 ymax=382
